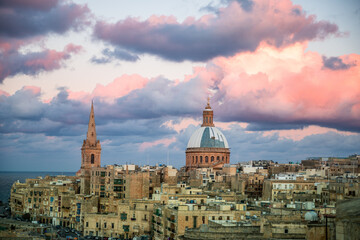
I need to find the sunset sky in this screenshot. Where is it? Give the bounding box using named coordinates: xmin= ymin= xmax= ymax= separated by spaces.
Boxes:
xmin=0 ymin=0 xmax=359 ymax=171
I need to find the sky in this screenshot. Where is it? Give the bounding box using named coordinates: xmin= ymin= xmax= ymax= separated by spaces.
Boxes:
xmin=0 ymin=0 xmax=359 ymax=171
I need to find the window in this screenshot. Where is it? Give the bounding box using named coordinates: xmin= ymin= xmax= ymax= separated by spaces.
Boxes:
xmin=145 ymin=205 xmax=147 ymax=210
xmin=217 ymin=156 xmax=220 ymax=161
xmin=112 ymin=223 xmax=114 ymax=229
xmin=91 ymin=154 xmax=95 ymax=164
xmin=206 ymin=117 xmax=208 ymax=123
xmin=96 ymin=222 xmax=99 ymax=228
xmin=121 ymin=213 xmax=127 ymax=221
xmin=104 ymin=223 xmax=107 ymax=228
xmin=211 ymin=156 xmax=214 ymax=162
xmin=185 ymin=216 xmax=189 ymax=221
xmin=196 ymin=156 xmax=198 ymax=163
xmin=200 ymin=156 xmax=203 ymax=163
xmin=86 ymin=222 xmax=88 ymax=227
xmin=285 ymin=229 xmax=288 ymax=233
xmin=114 ymin=179 xmax=123 ymax=185
xmin=205 ymin=156 xmax=208 ymax=163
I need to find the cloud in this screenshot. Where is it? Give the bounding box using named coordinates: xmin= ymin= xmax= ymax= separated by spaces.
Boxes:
xmin=91 ymin=48 xmax=140 ymax=64
xmin=139 ymin=137 xmax=176 ymax=151
xmin=0 ymin=86 xmax=45 ymax=121
xmin=2 ymin=41 xmax=359 ymax=137
xmin=189 ymin=43 xmax=360 ymax=132
xmin=322 ymin=56 xmax=357 ymax=70
xmin=0 ymin=0 xmax=89 ymax=82
xmin=0 ymin=44 xmax=82 ymax=82
xmin=0 ymin=0 xmax=90 ymax=39
xmin=0 ymin=0 xmax=60 ymax=11
xmin=93 ymin=0 xmax=340 ymax=62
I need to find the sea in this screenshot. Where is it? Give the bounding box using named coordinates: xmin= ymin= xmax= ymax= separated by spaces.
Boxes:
xmin=0 ymin=171 xmax=76 ymax=204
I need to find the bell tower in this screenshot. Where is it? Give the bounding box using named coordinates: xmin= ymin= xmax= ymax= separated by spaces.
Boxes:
xmin=80 ymin=101 xmax=101 ymax=194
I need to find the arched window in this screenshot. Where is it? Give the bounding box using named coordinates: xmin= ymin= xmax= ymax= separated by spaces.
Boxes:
xmin=211 ymin=156 xmax=214 ymax=162
xmin=206 ymin=117 xmax=208 ymax=123
xmin=200 ymin=156 xmax=203 ymax=163
xmin=205 ymin=156 xmax=208 ymax=163
xmin=209 ymin=117 xmax=211 ymax=123
xmin=91 ymin=154 xmax=95 ymax=164
xmin=196 ymin=156 xmax=198 ymax=163
xmin=217 ymin=156 xmax=220 ymax=161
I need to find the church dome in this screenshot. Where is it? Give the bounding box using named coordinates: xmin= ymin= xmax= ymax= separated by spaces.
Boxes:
xmin=187 ymin=126 xmax=229 ymax=149
xmin=185 ymin=98 xmax=230 ymax=170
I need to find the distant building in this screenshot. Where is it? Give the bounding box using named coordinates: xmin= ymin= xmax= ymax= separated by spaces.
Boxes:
xmin=186 ymin=99 xmax=230 ymax=170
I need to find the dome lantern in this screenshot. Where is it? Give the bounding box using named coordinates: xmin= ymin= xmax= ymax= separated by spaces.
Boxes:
xmin=201 ymin=97 xmax=215 ymax=127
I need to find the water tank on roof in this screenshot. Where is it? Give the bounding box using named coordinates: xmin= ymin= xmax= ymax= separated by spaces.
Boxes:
xmin=305 ymin=211 xmax=318 ymax=221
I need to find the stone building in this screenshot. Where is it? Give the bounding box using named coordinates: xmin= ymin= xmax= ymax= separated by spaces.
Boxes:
xmin=152 ymin=200 xmax=253 ymax=240
xmin=263 ymin=179 xmax=320 ymax=203
xmin=10 ymin=175 xmax=80 ymax=226
xmin=185 ymin=99 xmax=230 ymax=170
xmin=89 ymin=165 xmax=152 ymax=203
xmin=335 ymin=198 xmax=360 ymax=240
xmin=83 ymin=199 xmax=156 ymax=239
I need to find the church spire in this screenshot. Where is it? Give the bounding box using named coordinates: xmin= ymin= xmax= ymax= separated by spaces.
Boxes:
xmin=201 ymin=97 xmax=215 ymax=127
xmin=86 ymin=100 xmax=97 ymax=146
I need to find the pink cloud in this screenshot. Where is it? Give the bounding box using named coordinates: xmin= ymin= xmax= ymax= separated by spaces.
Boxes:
xmin=93 ymin=0 xmax=340 ymax=62
xmin=24 ymin=44 xmax=81 ymax=71
xmin=68 ymin=74 xmax=148 ymax=103
xmin=139 ymin=137 xmax=176 ymax=151
xmin=263 ymin=125 xmax=357 ymax=141
xmin=92 ymin=74 xmax=148 ymax=102
xmin=0 ymin=44 xmax=83 ymax=82
xmin=22 ymin=86 xmax=41 ymax=95
xmin=162 ymin=118 xmax=200 ymax=133
xmin=0 ymin=89 xmax=10 ymax=96
xmin=187 ymin=42 xmax=360 ymax=132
